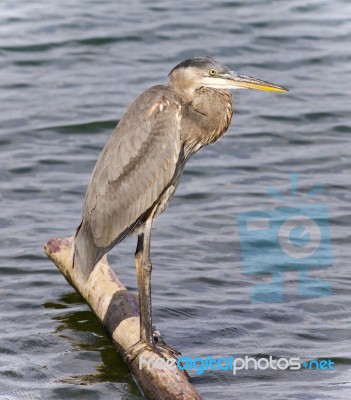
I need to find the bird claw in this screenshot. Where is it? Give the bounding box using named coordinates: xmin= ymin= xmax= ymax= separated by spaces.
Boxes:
xmin=123 ymin=340 xmax=148 ymax=364
xmin=123 ymin=329 xmax=181 ymax=364
xmin=152 ymin=329 xmax=181 ymax=359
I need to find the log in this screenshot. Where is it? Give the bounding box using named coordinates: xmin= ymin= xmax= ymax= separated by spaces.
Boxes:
xmin=44 ymin=237 xmax=202 ymax=400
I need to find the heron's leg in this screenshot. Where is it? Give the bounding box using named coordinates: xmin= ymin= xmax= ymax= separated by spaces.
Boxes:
xmin=135 ymin=234 xmax=152 ymax=340
xmin=123 ymin=216 xmax=155 ymax=362
xmin=124 ymin=211 xmax=180 ymax=362
xmin=138 ymin=213 xmax=154 ymax=344
xmin=135 ymin=234 xmax=145 ymax=333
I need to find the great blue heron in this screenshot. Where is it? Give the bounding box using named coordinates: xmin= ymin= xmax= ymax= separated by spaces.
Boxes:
xmin=73 ymin=56 xmax=287 ymax=357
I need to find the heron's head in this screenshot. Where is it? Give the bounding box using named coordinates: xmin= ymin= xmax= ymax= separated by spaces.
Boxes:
xmin=168 ymin=56 xmax=288 ymax=99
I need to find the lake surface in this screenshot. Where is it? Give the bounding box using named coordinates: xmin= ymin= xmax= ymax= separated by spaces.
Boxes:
xmin=0 ymin=0 xmax=350 ymax=399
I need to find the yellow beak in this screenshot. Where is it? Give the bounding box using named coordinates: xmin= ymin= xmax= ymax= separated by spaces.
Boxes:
xmin=225 ymin=71 xmax=288 ymax=92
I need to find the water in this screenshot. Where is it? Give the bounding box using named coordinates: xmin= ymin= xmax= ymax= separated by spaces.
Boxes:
xmin=1 ymin=0 xmax=350 ymax=398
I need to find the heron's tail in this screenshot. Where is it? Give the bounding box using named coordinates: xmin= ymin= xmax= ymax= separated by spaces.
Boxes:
xmin=73 ymin=222 xmax=98 ymax=285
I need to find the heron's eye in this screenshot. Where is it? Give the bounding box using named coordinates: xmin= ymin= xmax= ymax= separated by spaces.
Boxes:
xmin=208 ymin=69 xmax=217 ymax=76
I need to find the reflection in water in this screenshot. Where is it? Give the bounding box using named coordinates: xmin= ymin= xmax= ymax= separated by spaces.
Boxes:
xmin=44 ymin=293 xmax=137 ymax=389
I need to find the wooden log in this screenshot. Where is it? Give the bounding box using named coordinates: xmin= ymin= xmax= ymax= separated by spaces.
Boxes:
xmin=44 ymin=237 xmax=202 ymax=400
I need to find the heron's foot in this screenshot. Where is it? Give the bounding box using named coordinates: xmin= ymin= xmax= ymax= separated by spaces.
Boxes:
xmin=152 ymin=329 xmax=181 ymax=359
xmin=152 ymin=331 xmax=190 ymax=378
xmin=123 ymin=329 xmax=180 ymax=364
xmin=123 ymin=340 xmax=148 ymax=363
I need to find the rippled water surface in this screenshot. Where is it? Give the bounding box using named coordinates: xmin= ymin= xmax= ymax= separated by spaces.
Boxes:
xmin=1 ymin=0 xmax=350 ymax=399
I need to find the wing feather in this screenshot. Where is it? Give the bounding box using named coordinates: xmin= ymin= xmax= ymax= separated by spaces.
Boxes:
xmin=82 ymin=86 xmax=182 ymax=250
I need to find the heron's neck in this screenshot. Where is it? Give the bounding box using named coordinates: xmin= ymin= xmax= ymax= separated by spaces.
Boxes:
xmin=181 ymin=88 xmax=233 ymax=157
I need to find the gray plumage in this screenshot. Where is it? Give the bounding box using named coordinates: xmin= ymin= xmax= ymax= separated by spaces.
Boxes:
xmin=74 ymin=87 xmax=184 ymax=283
xmin=74 ymin=57 xmax=235 ymax=282
xmin=72 ymin=56 xmax=287 ymax=351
